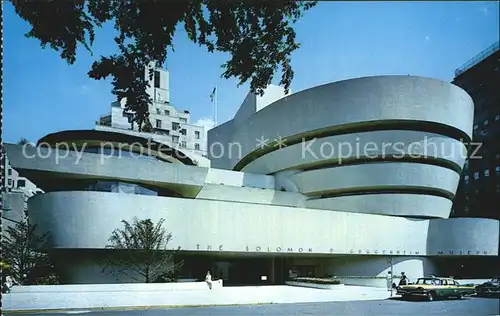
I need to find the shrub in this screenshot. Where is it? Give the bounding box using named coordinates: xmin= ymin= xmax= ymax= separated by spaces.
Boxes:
xmin=292 ymin=277 xmax=342 ymax=285
xmin=32 ymin=274 xmax=59 ymax=285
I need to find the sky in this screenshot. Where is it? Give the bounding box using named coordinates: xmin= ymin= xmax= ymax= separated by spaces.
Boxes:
xmin=3 ymin=1 xmax=499 ymax=144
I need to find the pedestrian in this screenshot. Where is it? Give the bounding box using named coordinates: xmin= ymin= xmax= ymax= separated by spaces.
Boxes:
xmin=4 ymin=275 xmax=15 ymax=293
xmin=205 ymin=271 xmax=212 ymax=290
xmin=399 ymin=272 xmax=408 ymax=286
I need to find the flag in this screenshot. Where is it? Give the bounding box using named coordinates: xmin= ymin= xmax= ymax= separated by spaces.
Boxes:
xmin=210 ymin=87 xmax=216 ymax=102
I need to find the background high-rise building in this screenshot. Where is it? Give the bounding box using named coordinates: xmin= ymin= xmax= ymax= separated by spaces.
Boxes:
xmin=1 ymin=152 xmax=44 ymax=238
xmin=95 ymin=61 xmax=207 ymax=157
xmin=452 ymin=41 xmax=500 ymax=220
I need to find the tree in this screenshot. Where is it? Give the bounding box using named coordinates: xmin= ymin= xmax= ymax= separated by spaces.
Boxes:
xmin=141 ymin=120 xmax=154 ymax=133
xmin=1 ymin=219 xmax=57 ymax=285
xmin=103 ymin=217 xmax=182 ymax=283
xmin=12 ymin=1 xmax=317 ymax=130
xmin=17 ymin=138 xmax=31 ymax=146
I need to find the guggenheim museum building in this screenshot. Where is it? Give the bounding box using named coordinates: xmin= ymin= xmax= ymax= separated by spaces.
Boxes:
xmin=5 ymin=75 xmax=499 ymax=285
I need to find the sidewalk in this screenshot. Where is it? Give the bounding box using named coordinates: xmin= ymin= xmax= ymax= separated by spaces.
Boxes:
xmin=2 ymin=285 xmax=393 ymax=312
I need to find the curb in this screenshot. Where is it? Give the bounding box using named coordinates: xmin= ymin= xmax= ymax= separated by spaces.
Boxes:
xmin=3 ymin=302 xmax=276 ymax=314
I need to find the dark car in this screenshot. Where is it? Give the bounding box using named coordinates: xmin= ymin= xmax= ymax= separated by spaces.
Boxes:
xmin=475 ymin=278 xmax=500 ymax=297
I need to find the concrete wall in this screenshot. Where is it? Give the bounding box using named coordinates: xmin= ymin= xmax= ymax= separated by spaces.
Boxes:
xmin=10 ymin=281 xmax=222 ymax=294
xmin=323 ymin=256 xmax=437 ymax=279
xmin=196 ymin=184 xmax=305 ymax=207
xmin=208 ymin=76 xmax=473 ymax=219
xmin=242 ymin=131 xmax=466 ymax=174
xmin=306 ymin=194 xmax=453 ymax=218
xmin=208 ymin=120 xmax=236 ymax=170
xmin=26 ymin=191 xmax=498 ymax=283
xmin=210 ymin=76 xmax=473 ymax=170
xmin=29 ymin=191 xmax=498 ymax=255
xmin=292 ymin=163 xmax=459 ymax=197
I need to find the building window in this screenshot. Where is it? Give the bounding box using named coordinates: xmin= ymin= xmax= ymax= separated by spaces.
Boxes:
xmin=195 ymin=131 xmax=200 ymax=139
xmin=473 ymin=172 xmax=479 ymax=180
xmin=497 ymin=185 xmax=500 ymax=193
xmin=180 ymin=117 xmax=187 ymax=123
xmin=495 ymin=114 xmax=500 ymax=121
xmin=464 ymin=175 xmax=469 ymax=184
xmin=156 ymin=108 xmax=161 ymax=114
xmin=8 ymin=179 xmax=12 ymax=186
xmin=179 ymin=129 xmax=187 ymax=135
xmin=172 ymin=135 xmax=179 ymax=143
xmin=154 ymin=71 xmax=160 ymax=88
xmin=124 ymin=112 xmax=133 ymax=123
xmin=17 ymin=179 xmax=26 ymax=187
xmin=8 ymin=168 xmax=12 ymax=175
xmin=195 ymin=143 xmax=200 ymax=150
xmin=496 ymin=166 xmax=500 ymax=173
xmin=484 ymin=169 xmax=490 ymax=177
xmin=88 ymin=181 xmax=158 ymax=196
xmin=181 ymin=141 xmax=187 ymax=148
xmin=172 ymin=122 xmax=180 ymax=131
xmin=484 ymin=119 xmax=489 ymax=126
xmin=156 ymin=119 xmax=162 ymax=129
xmin=164 ymin=110 xmax=170 ymax=116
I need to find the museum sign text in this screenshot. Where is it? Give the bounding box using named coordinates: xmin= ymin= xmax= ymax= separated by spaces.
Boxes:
xmin=193 ymin=244 xmax=489 ymax=256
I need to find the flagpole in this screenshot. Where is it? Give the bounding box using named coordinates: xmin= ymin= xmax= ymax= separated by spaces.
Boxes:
xmin=215 ymin=85 xmax=218 ymax=126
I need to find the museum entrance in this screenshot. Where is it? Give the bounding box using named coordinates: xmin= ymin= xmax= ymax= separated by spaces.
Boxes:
xmin=176 ymin=254 xmax=289 ymax=285
xmin=214 ymin=257 xmax=272 ymax=285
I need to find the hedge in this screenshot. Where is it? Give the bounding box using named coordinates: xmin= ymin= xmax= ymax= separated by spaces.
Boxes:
xmin=292 ymin=277 xmax=342 ymax=285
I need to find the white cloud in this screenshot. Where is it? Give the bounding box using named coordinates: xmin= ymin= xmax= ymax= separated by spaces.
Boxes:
xmin=194 ymin=117 xmax=215 ymax=141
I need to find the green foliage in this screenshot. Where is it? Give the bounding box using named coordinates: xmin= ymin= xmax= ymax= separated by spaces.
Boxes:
xmin=31 ymin=274 xmax=59 ymax=285
xmin=1 ymin=219 xmax=57 ymax=285
xmin=292 ymin=277 xmax=342 ymax=285
xmin=141 ymin=120 xmax=154 ymax=133
xmin=103 ymin=217 xmax=182 ymax=283
xmin=16 ymin=138 xmax=31 ymax=145
xmin=12 ymin=0 xmax=317 ymax=130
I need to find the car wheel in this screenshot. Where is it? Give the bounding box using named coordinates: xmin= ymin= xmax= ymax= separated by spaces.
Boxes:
xmin=427 ymin=292 xmax=435 ymax=301
xmin=401 ymin=294 xmax=409 ymax=300
xmin=457 ymin=293 xmax=464 ymax=300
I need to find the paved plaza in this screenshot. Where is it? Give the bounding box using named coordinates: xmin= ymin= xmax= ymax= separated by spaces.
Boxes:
xmin=2 ymin=285 xmax=392 ymax=311
xmin=4 ymin=297 xmax=499 ymax=316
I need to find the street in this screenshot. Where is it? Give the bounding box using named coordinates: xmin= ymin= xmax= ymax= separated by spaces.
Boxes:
xmin=6 ymin=297 xmax=499 ymax=316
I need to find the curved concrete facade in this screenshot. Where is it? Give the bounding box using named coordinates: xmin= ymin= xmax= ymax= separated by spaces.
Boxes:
xmin=29 ymin=192 xmax=499 ymax=256
xmin=27 ymin=191 xmax=499 ymax=283
xmin=209 ymin=76 xmax=472 ymax=219
xmin=6 ymin=76 xmax=498 ymax=284
xmin=242 ymin=132 xmax=467 ymax=174
xmin=291 ymin=163 xmax=459 ymax=196
xmin=305 ymin=194 xmax=454 ymax=218
xmin=209 ymin=76 xmax=473 ymax=170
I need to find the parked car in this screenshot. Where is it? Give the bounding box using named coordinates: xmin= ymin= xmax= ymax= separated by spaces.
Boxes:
xmin=475 ymin=278 xmax=500 ymax=297
xmin=396 ymin=277 xmax=476 ymax=301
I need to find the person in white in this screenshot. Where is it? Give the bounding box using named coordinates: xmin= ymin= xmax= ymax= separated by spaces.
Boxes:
xmin=205 ymin=271 xmax=212 ymax=290
xmin=4 ymin=275 xmax=18 ymax=293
